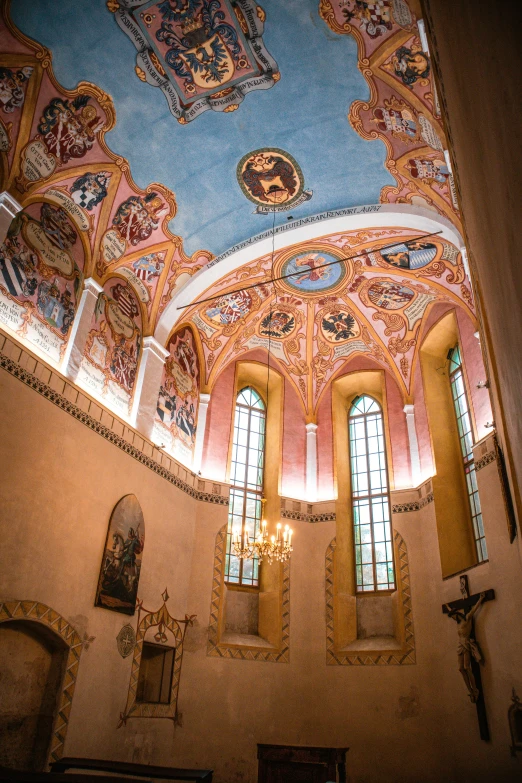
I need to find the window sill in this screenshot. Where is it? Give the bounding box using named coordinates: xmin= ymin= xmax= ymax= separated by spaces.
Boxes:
xmin=225 ymin=583 xmax=260 ymax=593
xmin=340 ymin=635 xmax=402 ymax=653
xmin=220 ymin=631 xmax=276 ymax=650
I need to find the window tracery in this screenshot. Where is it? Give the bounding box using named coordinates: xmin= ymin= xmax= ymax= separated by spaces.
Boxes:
xmin=448 ymin=346 xmax=488 ymax=562
xmin=349 ymin=394 xmax=395 ymax=592
xmin=225 ymin=386 xmax=266 ymax=588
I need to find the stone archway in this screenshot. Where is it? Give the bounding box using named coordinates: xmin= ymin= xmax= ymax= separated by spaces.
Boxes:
xmin=0 ymin=600 xmax=83 ymax=768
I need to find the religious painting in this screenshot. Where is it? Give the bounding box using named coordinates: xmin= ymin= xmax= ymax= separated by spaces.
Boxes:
xmin=78 ymin=277 xmax=142 ymax=417
xmin=237 ymin=148 xmax=312 ymax=214
xmin=381 ymin=240 xmax=437 ymax=269
xmin=69 ymin=171 xmax=111 ymax=211
xmin=0 ymin=203 xmax=84 ymax=364
xmin=95 ymin=494 xmax=145 ymax=616
xmin=112 ymin=193 xmax=167 ymax=246
xmin=153 ymin=326 xmax=200 ymax=465
xmin=321 ymin=309 xmax=360 ymax=342
xmin=37 ymin=95 xmax=104 ymax=164
xmin=281 ymin=249 xmax=346 ymax=294
xmin=389 ymin=42 xmax=430 ymax=87
xmin=258 ymin=309 xmax=296 ymax=339
xmin=204 ymin=289 xmax=252 ymax=325
xmin=112 ymin=0 xmax=279 ymax=123
xmin=0 ymin=66 xmax=32 ymax=113
xmin=366 ymin=280 xmax=415 ymax=309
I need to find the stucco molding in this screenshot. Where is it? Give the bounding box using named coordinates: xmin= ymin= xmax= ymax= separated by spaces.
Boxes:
xmin=206 ymin=524 xmax=290 ymax=663
xmin=0 ymin=350 xmax=228 ymax=506
xmin=0 ymin=599 xmax=83 ymax=764
xmin=325 ymin=531 xmax=416 ymax=665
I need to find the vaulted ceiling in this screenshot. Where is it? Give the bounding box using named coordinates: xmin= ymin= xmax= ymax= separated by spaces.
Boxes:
xmin=2 ymin=0 xmax=472 ymax=414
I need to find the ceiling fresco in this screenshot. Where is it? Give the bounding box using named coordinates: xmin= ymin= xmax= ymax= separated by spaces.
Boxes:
xmin=178 ymin=225 xmax=472 ymax=414
xmin=114 ymin=0 xmax=280 ymax=123
xmin=0 ymin=0 xmax=474 ymax=434
xmin=11 ymin=0 xmax=394 ymax=255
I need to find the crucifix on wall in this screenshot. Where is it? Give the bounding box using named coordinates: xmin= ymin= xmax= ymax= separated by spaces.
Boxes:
xmin=442 ymin=575 xmax=495 ymax=741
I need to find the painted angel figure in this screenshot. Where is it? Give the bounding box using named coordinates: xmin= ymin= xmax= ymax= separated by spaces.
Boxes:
xmin=445 ymin=592 xmax=486 ymax=703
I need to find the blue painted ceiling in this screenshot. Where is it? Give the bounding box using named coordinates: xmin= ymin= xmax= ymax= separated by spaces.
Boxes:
xmin=13 ymin=0 xmax=393 ymax=256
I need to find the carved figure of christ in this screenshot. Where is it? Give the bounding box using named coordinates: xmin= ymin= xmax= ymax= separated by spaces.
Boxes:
xmin=442 ymin=584 xmax=495 ymax=741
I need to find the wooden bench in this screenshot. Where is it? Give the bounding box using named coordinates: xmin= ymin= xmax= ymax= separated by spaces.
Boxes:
xmin=0 ymin=768 xmax=146 ymax=783
xmin=50 ymin=757 xmax=212 ymax=782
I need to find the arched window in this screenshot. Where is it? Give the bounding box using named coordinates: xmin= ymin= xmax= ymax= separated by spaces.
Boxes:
xmin=225 ymin=387 xmax=266 ymax=587
xmin=448 ymin=346 xmax=488 ymax=562
xmin=349 ymin=395 xmax=395 ymax=592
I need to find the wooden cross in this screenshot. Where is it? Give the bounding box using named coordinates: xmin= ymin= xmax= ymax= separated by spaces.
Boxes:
xmin=442 ymin=575 xmax=495 ymax=741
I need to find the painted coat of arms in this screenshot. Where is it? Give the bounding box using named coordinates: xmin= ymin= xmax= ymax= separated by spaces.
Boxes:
xmin=112 ymin=0 xmax=279 ymax=123
xmin=259 ymin=309 xmax=295 ymax=339
xmin=112 ymin=193 xmax=167 ymax=245
xmin=70 ymin=171 xmax=111 ymax=211
xmin=37 ymin=96 xmax=103 ymax=164
xmin=0 ymin=66 xmax=32 ymax=113
xmin=237 ymin=148 xmax=313 ymax=214
xmin=338 ymin=0 xmax=412 ymax=39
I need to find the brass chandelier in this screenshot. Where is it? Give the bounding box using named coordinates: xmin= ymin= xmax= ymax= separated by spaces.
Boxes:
xmin=232 ymin=515 xmax=293 ymax=564
xmin=231 ymin=198 xmax=294 ymax=566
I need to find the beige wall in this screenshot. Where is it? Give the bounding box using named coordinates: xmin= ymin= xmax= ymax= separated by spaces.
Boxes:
xmin=1 ymin=336 xmax=522 ymax=782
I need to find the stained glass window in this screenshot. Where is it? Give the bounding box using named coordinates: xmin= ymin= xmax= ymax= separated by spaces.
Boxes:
xmin=225 ymin=387 xmax=265 ymax=587
xmin=349 ymin=395 xmax=395 ymax=592
xmin=448 ymin=346 xmax=488 ymax=562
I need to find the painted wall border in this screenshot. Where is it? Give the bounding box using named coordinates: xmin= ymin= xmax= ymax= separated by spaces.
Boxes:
xmin=392 ymin=492 xmax=434 ymax=513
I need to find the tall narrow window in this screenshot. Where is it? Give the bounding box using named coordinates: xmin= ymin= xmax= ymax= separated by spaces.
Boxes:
xmin=225 ymin=387 xmax=266 ymax=587
xmin=448 ymin=346 xmax=488 ymax=562
xmin=349 ymin=395 xmax=395 ymax=592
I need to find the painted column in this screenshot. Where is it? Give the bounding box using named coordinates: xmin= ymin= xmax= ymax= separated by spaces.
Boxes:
xmin=62 ymin=277 xmax=102 ymax=379
xmin=0 ymin=191 xmax=22 ymax=245
xmin=306 ymin=422 xmax=318 ymax=502
xmin=132 ymin=336 xmax=169 ymax=438
xmin=192 ymin=392 xmax=211 ymax=474
xmin=403 ymin=404 xmax=421 ymax=487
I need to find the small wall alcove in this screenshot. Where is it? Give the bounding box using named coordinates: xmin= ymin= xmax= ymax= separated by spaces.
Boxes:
xmin=0 ymin=600 xmax=83 ymax=768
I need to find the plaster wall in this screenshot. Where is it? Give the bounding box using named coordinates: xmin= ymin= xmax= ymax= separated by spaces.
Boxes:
xmin=203 ymin=362 xmax=235 ymax=483
xmin=1 ymin=342 xmax=522 ymax=782
xmin=281 ymin=377 xmax=306 ymax=500
xmin=316 ymin=386 xmax=334 ymax=500
xmin=411 ymin=353 xmax=433 ymax=480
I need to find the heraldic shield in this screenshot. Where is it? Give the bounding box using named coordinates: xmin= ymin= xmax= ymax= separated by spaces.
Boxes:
xmin=112 ymin=0 xmax=280 ymax=123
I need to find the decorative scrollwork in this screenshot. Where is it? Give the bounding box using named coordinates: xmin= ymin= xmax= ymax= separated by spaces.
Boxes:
xmin=388 ymin=336 xmax=416 ymax=357
xmin=372 ymin=310 xmax=404 ymax=334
